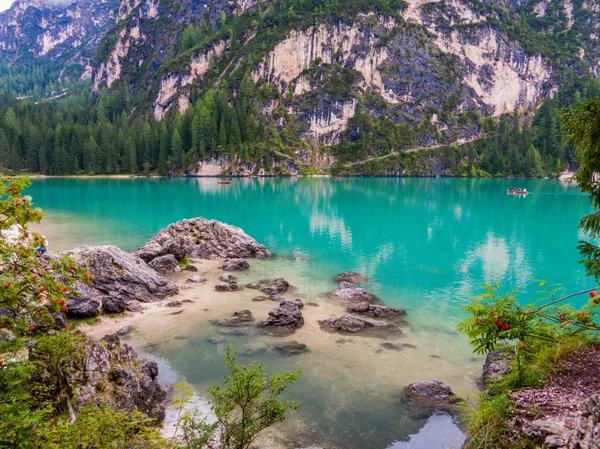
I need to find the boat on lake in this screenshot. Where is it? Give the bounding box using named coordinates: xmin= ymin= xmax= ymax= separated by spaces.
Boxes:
xmin=507 ymin=188 xmax=528 ymax=195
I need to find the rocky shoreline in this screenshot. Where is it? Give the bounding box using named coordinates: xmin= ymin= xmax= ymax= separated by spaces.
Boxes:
xmin=42 ymin=216 xmax=474 ymax=443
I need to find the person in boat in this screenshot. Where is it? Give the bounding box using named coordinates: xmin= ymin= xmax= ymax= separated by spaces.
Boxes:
xmin=36 ymin=236 xmax=48 ymax=257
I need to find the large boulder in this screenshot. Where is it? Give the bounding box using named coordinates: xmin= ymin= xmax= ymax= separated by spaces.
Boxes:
xmin=318 ymin=314 xmax=389 ymax=333
xmin=133 ymin=218 xmax=272 ymax=265
xmin=259 ymin=278 xmax=290 ymax=296
xmin=346 ymin=303 xmax=406 ymax=318
xmin=330 ymin=282 xmax=378 ymax=303
xmin=147 ymin=254 xmax=181 ymax=275
xmin=219 ymin=258 xmax=250 ymax=271
xmin=260 ymin=299 xmax=304 ymax=331
xmin=59 ymin=246 xmax=178 ymax=310
xmin=30 ymin=332 xmax=167 ymax=422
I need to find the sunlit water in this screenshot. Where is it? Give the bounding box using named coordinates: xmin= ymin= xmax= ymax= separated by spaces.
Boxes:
xmin=29 ymin=177 xmax=592 ymax=449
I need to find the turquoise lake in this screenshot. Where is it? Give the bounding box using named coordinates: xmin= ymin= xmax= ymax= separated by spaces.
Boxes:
xmin=29 ymin=177 xmax=594 ymax=449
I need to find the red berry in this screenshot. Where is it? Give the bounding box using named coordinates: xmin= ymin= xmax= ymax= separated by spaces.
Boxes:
xmin=0 ymin=360 xmax=3 ymax=366
xmin=4 ymin=283 xmax=9 ymax=289
xmin=88 ymin=275 xmax=93 ymax=281
xmin=62 ymin=287 xmax=67 ymax=293
xmin=61 ymin=306 xmax=68 ymax=312
xmin=28 ymin=325 xmax=35 ymax=331
xmin=38 ymin=311 xmax=44 ymax=316
xmin=590 ymin=291 xmax=597 ymax=298
xmin=65 ymin=326 xmax=70 ymax=331
xmin=57 ymin=299 xmax=65 ymax=305
xmin=39 ymin=287 xmax=46 ymax=293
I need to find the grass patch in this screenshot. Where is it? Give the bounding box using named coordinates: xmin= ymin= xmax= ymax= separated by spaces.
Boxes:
xmin=67 ymin=316 xmax=102 ymax=329
xmin=179 ymin=255 xmax=190 ymax=268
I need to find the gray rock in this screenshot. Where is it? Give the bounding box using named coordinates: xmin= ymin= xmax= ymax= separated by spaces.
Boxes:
xmin=166 ymin=300 xmax=182 ymax=308
xmin=219 ymin=273 xmax=237 ymax=282
xmin=219 ymin=258 xmax=250 ymax=271
xmin=133 ymin=218 xmax=272 ymax=264
xmin=483 ymin=349 xmax=514 ymax=382
xmin=252 ymin=296 xmax=270 ymax=302
xmin=186 ymin=275 xmax=206 ymax=283
xmin=215 ymin=281 xmax=239 ymax=292
xmin=330 ymin=282 xmax=378 ymax=303
xmin=30 ymin=333 xmax=168 ymax=422
xmin=275 ymin=341 xmax=309 ymax=355
xmin=260 ymin=277 xmax=290 ymax=296
xmin=148 ymin=254 xmax=181 ymax=275
xmin=318 ymin=314 xmax=390 ymax=333
xmin=211 ymin=310 xmax=254 ymax=327
xmin=58 ymin=246 xmax=178 ymax=309
xmin=102 ymin=296 xmax=126 ymax=314
xmin=183 ymin=265 xmax=198 ymax=272
xmin=125 ymin=300 xmax=143 ymax=312
xmin=66 ymin=298 xmax=101 ymax=318
xmin=0 ymin=308 xmax=16 ymax=319
xmin=346 ymin=302 xmax=406 ymax=318
xmin=117 ymin=326 xmax=132 ymax=336
xmin=245 ymin=283 xmax=262 ymax=290
xmin=335 ymin=272 xmax=369 ymax=283
xmin=260 ymin=299 xmax=304 ymax=331
xmin=404 ymin=381 xmax=462 ymax=409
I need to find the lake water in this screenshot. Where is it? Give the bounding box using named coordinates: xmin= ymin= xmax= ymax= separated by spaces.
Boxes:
xmin=29 ymin=177 xmax=593 ymax=449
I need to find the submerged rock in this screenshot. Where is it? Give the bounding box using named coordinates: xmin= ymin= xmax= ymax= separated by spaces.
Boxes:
xmin=330 ymin=282 xmax=377 ymax=303
xmin=219 ymin=273 xmax=237 ymax=282
xmin=318 ymin=314 xmax=388 ymax=333
xmin=215 ymin=281 xmax=239 ymax=292
xmin=211 ymin=310 xmax=254 ymax=327
xmin=133 ymin=218 xmax=272 ymax=265
xmin=260 ymin=277 xmax=290 ymax=296
xmin=275 ymin=341 xmax=309 ymax=355
xmin=30 ymin=332 xmax=167 ymax=422
xmin=219 ymin=258 xmax=250 ymax=271
xmin=346 ymin=303 xmax=406 ymax=318
xmin=58 ymin=246 xmax=178 ymax=314
xmin=252 ymin=296 xmax=270 ymax=302
xmin=335 ymin=272 xmax=369 ymax=283
xmin=404 ymin=381 xmax=462 ymax=409
xmin=186 ymin=275 xmax=206 ymax=283
xmin=260 ymin=299 xmax=304 ymax=331
xmin=245 ymin=283 xmax=262 ymax=290
xmin=148 ymin=254 xmax=181 ymax=275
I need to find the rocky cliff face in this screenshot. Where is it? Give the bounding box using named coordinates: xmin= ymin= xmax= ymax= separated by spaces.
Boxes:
xmin=0 ymin=0 xmax=119 ymax=80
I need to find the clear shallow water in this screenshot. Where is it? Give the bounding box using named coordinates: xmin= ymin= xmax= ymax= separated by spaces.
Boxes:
xmin=29 ymin=177 xmax=593 ymax=448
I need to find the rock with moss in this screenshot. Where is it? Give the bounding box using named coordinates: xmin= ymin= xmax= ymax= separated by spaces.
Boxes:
xmin=31 ymin=332 xmax=168 ymax=422
xmin=133 ymin=218 xmax=272 ymax=265
xmin=404 ymin=381 xmax=462 ymax=410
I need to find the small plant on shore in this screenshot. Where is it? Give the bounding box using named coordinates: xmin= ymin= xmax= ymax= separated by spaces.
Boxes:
xmin=0 ymin=176 xmax=89 ymax=340
xmin=173 ymin=346 xmax=301 ymax=449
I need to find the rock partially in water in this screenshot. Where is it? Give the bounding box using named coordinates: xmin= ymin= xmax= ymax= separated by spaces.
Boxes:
xmin=219 ymin=273 xmax=237 ymax=282
xmin=215 ymin=281 xmax=239 ymax=292
xmin=66 ymin=298 xmax=101 ymax=318
xmin=318 ymin=314 xmax=387 ymax=333
xmin=252 ymin=296 xmax=270 ymax=302
xmin=330 ymin=282 xmax=378 ymax=303
xmin=117 ymin=326 xmax=132 ymax=336
xmin=483 ymin=348 xmax=514 ymax=383
xmin=347 ymin=302 xmax=406 ymax=318
xmin=57 ymin=246 xmax=178 ymax=312
xmin=335 ymin=272 xmax=369 ymax=283
xmin=260 ymin=277 xmax=290 ymax=296
xmin=275 ymin=341 xmax=309 ymax=355
xmin=29 ymin=332 xmax=167 ymax=423
xmin=186 ymin=275 xmax=207 ymax=284
xmin=245 ymin=283 xmax=262 ymax=290
xmin=102 ymin=296 xmax=127 ymax=314
xmin=404 ymin=381 xmax=462 ymax=410
xmin=219 ymin=258 xmax=250 ymax=271
xmin=133 ymin=217 xmax=272 ymax=264
xmin=260 ymin=299 xmax=304 ymax=331
xmin=211 ymin=310 xmax=254 ymax=327
xmin=148 ymin=254 xmax=181 ymax=275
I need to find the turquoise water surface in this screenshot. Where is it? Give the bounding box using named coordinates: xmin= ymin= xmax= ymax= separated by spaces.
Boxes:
xmin=29 ymin=177 xmax=593 ymax=448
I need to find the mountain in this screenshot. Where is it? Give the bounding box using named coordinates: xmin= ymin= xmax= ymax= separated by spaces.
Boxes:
xmin=0 ymin=0 xmax=599 ymax=176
